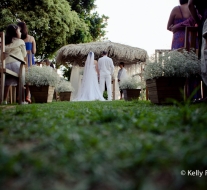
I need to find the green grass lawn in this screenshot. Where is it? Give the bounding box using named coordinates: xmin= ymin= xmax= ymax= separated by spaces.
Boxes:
xmin=0 ymin=100 xmax=207 ymax=190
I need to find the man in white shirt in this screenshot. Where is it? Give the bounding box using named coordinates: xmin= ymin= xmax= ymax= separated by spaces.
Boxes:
xmin=117 ymin=62 xmax=127 ymax=99
xmin=98 ymin=51 xmax=114 ymax=100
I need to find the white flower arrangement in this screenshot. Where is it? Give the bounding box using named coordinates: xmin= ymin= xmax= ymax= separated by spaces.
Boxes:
xmin=144 ymin=50 xmax=201 ymax=80
xmin=119 ymin=77 xmax=145 ymax=89
xmin=55 ymin=79 xmax=74 ymax=92
xmin=25 ymin=65 xmax=60 ymax=87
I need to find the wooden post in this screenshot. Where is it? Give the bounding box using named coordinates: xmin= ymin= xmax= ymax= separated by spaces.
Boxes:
xmin=112 ymin=78 xmax=115 ymax=100
xmin=18 ymin=63 xmax=26 ymax=104
xmin=0 ymin=32 xmax=5 ymax=104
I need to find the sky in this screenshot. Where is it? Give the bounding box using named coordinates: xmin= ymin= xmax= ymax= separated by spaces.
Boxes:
xmin=95 ymin=0 xmax=179 ymax=56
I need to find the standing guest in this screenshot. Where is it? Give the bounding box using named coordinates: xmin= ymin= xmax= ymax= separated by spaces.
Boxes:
xmin=50 ymin=62 xmax=54 ymax=69
xmin=98 ymin=51 xmax=114 ymax=101
xmin=4 ymin=24 xmax=27 ymax=103
xmin=188 ymin=0 xmax=207 ymax=100
xmin=44 ymin=59 xmax=57 ymax=100
xmin=188 ymin=0 xmax=207 ymax=58
xmin=117 ymin=62 xmax=127 ymax=99
xmin=168 ymin=0 xmax=201 ymax=100
xmin=167 ymin=0 xmax=195 ymax=49
xmin=45 ymin=59 xmax=54 ymax=69
xmin=17 ymin=22 xmax=36 ymax=103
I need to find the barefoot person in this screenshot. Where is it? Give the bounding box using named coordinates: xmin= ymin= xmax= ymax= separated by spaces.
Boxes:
xmin=98 ymin=51 xmax=114 ymax=101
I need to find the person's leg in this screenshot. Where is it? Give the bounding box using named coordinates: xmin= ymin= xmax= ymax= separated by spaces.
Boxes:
xmin=25 ymin=85 xmax=31 ymax=103
xmin=105 ymin=75 xmax=112 ymax=100
xmin=120 ymin=89 xmax=123 ymax=99
xmin=99 ymin=75 xmax=105 ymax=95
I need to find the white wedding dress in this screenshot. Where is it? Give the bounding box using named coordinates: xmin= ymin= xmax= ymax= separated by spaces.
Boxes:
xmin=72 ymin=52 xmax=105 ymax=101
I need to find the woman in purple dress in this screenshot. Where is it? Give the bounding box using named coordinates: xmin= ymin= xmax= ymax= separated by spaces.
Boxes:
xmin=17 ymin=22 xmax=36 ymax=103
xmin=167 ymin=0 xmax=201 ymax=100
xmin=167 ymin=0 xmax=194 ymax=49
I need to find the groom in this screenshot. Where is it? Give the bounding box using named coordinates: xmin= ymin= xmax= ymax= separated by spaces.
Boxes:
xmin=98 ymin=51 xmax=114 ymax=100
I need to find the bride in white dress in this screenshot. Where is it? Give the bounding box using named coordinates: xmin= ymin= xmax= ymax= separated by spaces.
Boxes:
xmin=72 ymin=52 xmax=105 ymax=101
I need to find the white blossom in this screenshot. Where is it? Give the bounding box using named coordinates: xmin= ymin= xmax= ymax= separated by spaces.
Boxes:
xmin=55 ymin=79 xmax=74 ymax=92
xmin=144 ymin=50 xmax=201 ymax=80
xmin=25 ymin=66 xmax=60 ymax=87
xmin=119 ymin=77 xmax=145 ymax=89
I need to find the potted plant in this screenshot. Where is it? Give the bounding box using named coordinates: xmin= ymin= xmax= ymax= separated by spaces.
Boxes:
xmin=119 ymin=77 xmax=144 ymax=101
xmin=144 ymin=50 xmax=201 ymax=104
xmin=26 ymin=66 xmax=60 ymax=103
xmin=55 ymin=79 xmax=74 ymax=101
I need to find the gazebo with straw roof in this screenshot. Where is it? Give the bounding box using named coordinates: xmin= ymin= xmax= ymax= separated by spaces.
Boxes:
xmin=56 ymin=41 xmax=148 ymax=100
xmin=56 ymin=41 xmax=148 ymax=66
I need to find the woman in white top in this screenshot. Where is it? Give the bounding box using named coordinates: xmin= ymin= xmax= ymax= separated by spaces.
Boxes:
xmin=4 ymin=24 xmax=27 ymax=102
xmin=73 ymin=52 xmax=105 ymax=101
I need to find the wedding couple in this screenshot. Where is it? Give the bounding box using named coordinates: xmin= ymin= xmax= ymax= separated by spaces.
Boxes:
xmin=73 ymin=51 xmax=114 ymax=101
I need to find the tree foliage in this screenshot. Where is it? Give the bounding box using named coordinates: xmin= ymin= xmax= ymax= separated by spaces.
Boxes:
xmin=62 ymin=66 xmax=72 ymax=81
xmin=68 ymin=0 xmax=96 ymax=15
xmin=67 ymin=0 xmax=108 ymax=43
xmin=0 ymin=0 xmax=108 ymax=58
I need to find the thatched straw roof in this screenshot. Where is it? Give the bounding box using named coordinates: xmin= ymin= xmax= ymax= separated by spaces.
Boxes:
xmin=56 ymin=41 xmax=148 ymax=66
